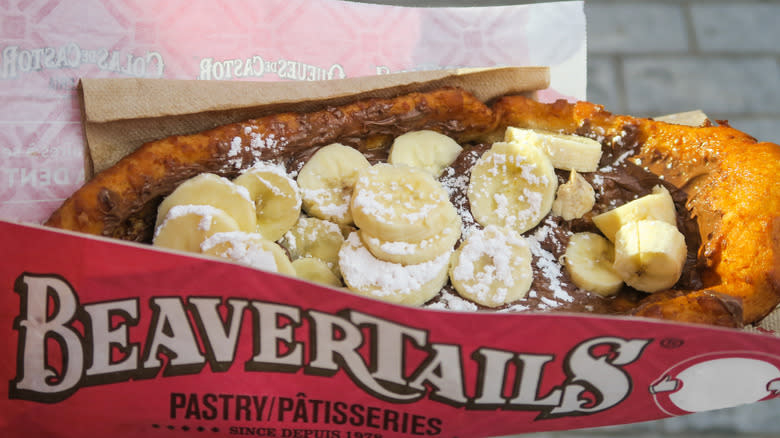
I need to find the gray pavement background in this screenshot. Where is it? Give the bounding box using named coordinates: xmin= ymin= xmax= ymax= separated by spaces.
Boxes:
xmin=358 ymin=1 xmax=780 ymax=436
xmin=587 ymin=0 xmax=780 ymax=145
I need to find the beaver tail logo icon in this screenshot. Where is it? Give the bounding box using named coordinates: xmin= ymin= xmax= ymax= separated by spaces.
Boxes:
xmin=650 ymin=352 xmax=780 ymax=416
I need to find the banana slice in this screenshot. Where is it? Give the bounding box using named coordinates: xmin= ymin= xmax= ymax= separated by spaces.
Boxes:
xmin=593 ymin=185 xmax=677 ymax=242
xmin=233 ymin=163 xmax=301 ymax=242
xmin=338 ymin=232 xmax=451 ymax=306
xmin=296 ymin=143 xmax=371 ymax=225
xmin=551 ymin=170 xmax=595 ymax=220
xmin=291 ymin=257 xmax=343 ymax=288
xmin=359 ymin=212 xmax=461 ymax=265
xmin=155 ymin=173 xmax=257 ymax=233
xmin=387 ymin=130 xmax=463 ymax=177
xmin=563 ymin=232 xmax=623 ymax=297
xmin=153 ymin=205 xmax=241 ymax=253
xmin=505 ymin=127 xmax=602 ymax=172
xmin=449 ymin=225 xmax=533 ymax=308
xmin=467 ymin=141 xmax=557 ymax=233
xmin=279 ymin=216 xmax=345 ymax=276
xmin=612 ymin=220 xmax=687 ymax=293
xmin=350 ymin=163 xmax=457 ymax=242
xmin=201 ymin=231 xmax=295 ymax=276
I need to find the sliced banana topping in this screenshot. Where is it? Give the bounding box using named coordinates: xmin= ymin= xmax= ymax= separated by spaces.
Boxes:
xmin=563 ymin=232 xmax=623 ymax=297
xmin=505 ymin=127 xmax=602 ymax=172
xmin=350 ymin=163 xmax=457 ymax=242
xmin=359 ymin=212 xmax=461 ymax=265
xmin=551 ymin=170 xmax=595 ymax=220
xmin=153 ymin=205 xmax=241 ymax=253
xmin=449 ymin=225 xmax=533 ymax=308
xmin=155 ymin=173 xmax=257 ymax=233
xmin=148 ymin=116 xmax=690 ymax=310
xmin=280 ymin=216 xmax=345 ymax=277
xmin=593 ymin=185 xmax=677 ymax=242
xmin=338 ymin=232 xmax=451 ymax=306
xmin=296 ymin=143 xmax=371 ymax=225
xmin=388 ymin=130 xmax=463 ymax=177
xmin=612 ymin=219 xmax=687 ymax=293
xmin=233 ymin=163 xmax=301 ymax=242
xmin=467 ymin=141 xmax=557 ymax=233
xmin=201 ymin=231 xmax=295 ymax=276
xmin=291 ymin=257 xmax=343 ymax=288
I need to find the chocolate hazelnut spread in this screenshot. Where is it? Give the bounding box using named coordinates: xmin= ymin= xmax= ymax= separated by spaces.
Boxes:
xmin=282 ymin=122 xmax=703 ymax=316
xmin=427 ymin=123 xmax=703 ymax=314
xmin=46 ymin=86 xmax=778 ymax=326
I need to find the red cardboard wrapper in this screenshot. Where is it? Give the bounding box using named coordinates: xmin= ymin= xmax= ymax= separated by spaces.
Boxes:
xmin=3 ymin=68 xmax=780 ymax=437
xmin=1 ymin=219 xmax=779 ymax=438
xmin=2 ymin=2 xmax=780 ymax=437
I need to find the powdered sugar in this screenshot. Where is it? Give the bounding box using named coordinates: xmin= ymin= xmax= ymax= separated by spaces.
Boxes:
xmin=439 ymin=154 xmax=479 ymax=238
xmin=352 ymin=165 xmax=450 ymax=226
xmin=339 ymin=232 xmax=451 ymax=300
xmin=228 ymin=136 xmax=244 ymax=168
xmin=244 ymin=162 xmax=301 ymax=209
xmin=365 ymin=234 xmax=419 ymax=255
xmin=247 ymin=161 xmax=294 ymax=179
xmin=599 ymin=149 xmax=633 ymax=172
xmin=201 ymin=231 xmax=279 ymax=272
xmin=426 ymin=290 xmax=479 ymax=312
xmin=301 ymin=188 xmax=350 ymax=218
xmin=224 ymin=128 xmax=286 ymax=170
xmin=450 ymin=225 xmax=531 ymax=306
xmin=155 ymin=204 xmax=226 ymax=238
xmin=527 ymin=217 xmax=571 ymax=304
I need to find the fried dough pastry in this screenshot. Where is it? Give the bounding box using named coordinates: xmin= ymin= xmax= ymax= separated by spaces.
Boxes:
xmin=45 ymin=88 xmax=496 ymax=242
xmin=494 ymin=96 xmax=780 ymax=324
xmin=45 ymin=86 xmax=779 ymax=327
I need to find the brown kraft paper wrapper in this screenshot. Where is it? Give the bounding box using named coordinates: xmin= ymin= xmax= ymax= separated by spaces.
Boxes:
xmin=81 ymin=67 xmax=549 ymax=177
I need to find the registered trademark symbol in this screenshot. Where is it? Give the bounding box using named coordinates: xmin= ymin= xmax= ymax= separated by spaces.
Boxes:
xmin=660 ymin=338 xmax=684 ymax=349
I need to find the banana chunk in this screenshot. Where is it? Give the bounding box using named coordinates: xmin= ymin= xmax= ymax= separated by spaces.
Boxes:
xmin=505 ymin=127 xmax=602 ymax=172
xmin=280 ymin=216 xmax=345 ymax=277
xmin=388 ymin=130 xmax=463 ymax=177
xmin=233 ymin=163 xmax=301 ymax=242
xmin=156 ymin=173 xmax=257 ymax=233
xmin=467 ymin=141 xmax=557 ymax=233
xmin=350 ymin=163 xmax=457 ymax=242
xmin=593 ymin=185 xmax=677 ymax=242
xmin=296 ymin=143 xmax=371 ymax=225
xmin=563 ymin=232 xmax=623 ymax=297
xmin=338 ymin=232 xmax=451 ymax=306
xmin=449 ymin=225 xmax=533 ymax=308
xmin=359 ymin=212 xmax=461 ymax=265
xmin=552 ymin=170 xmax=595 ymax=220
xmin=201 ymin=231 xmax=295 ymax=276
xmin=153 ymin=205 xmax=241 ymax=253
xmin=291 ymin=257 xmax=343 ymax=288
xmin=613 ymin=220 xmax=687 ymax=293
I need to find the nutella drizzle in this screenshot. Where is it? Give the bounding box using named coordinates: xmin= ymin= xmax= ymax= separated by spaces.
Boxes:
xmin=148 ymin=121 xmax=704 ymax=317
xmin=424 ymin=123 xmax=703 ymax=315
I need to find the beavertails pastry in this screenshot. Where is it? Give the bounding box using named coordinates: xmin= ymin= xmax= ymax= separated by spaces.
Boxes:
xmin=45 ymin=88 xmax=780 ymax=328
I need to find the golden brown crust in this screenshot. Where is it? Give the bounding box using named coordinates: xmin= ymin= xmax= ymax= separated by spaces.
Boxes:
xmin=45 ymin=87 xmax=497 ymax=242
xmin=631 ymin=289 xmax=743 ymax=328
xmin=45 ymin=88 xmax=780 ymax=326
xmin=494 ymin=96 xmax=780 ymax=324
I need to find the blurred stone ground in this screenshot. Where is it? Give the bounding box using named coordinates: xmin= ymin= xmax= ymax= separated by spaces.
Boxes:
xmin=586 ymin=0 xmax=780 ymax=145
xmin=357 ymin=0 xmax=780 ymax=436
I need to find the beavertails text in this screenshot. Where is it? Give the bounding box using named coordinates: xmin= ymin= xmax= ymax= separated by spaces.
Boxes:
xmin=9 ymin=273 xmax=651 ymax=419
